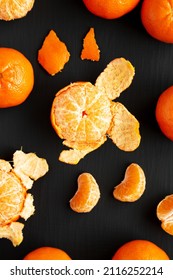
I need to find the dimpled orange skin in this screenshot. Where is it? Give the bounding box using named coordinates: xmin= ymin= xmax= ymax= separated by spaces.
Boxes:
xmin=23 ymin=247 xmax=72 ymax=260
xmin=82 ymin=0 xmax=140 ymax=19
xmin=141 ymin=0 xmax=173 ymax=43
xmin=112 ymin=240 xmax=170 ymax=260
xmin=0 ymin=48 xmax=34 ymax=108
xmin=155 ymin=86 xmax=173 ymax=141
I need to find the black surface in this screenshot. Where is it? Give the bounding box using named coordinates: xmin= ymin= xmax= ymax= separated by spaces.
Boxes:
xmin=1 ymin=0 xmax=173 ymax=260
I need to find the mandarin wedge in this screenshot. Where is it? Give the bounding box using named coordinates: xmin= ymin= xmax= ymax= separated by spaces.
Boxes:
xmin=51 ymin=58 xmax=141 ymax=164
xmin=70 ymin=173 xmax=100 ymax=213
xmin=157 ymin=194 xmax=173 ymax=235
xmin=0 ymin=0 xmax=35 ymax=20
xmin=113 ymin=163 xmax=146 ymax=202
xmin=38 ymin=30 xmax=70 ymax=76
xmin=0 ymin=150 xmax=48 ymax=246
xmin=81 ymin=27 xmax=100 ymax=61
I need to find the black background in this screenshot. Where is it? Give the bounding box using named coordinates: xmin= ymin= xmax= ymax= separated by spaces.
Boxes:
xmin=1 ymin=0 xmax=173 ymax=260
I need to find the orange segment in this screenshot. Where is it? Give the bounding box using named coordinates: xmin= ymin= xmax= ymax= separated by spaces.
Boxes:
xmin=108 ymin=102 xmax=141 ymax=151
xmin=70 ymin=173 xmax=100 ymax=212
xmin=0 ymin=0 xmax=35 ymax=21
xmin=81 ymin=27 xmax=100 ymax=61
xmin=38 ymin=30 xmax=70 ymax=76
xmin=113 ymin=163 xmax=146 ymax=202
xmin=156 ymin=194 xmax=173 ymax=235
xmin=95 ymin=57 xmax=135 ymax=100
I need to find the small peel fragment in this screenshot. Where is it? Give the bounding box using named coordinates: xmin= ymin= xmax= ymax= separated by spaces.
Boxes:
xmin=38 ymin=30 xmax=70 ymax=75
xmin=81 ymin=27 xmax=100 ymax=61
xmin=95 ymin=57 xmax=135 ymax=100
xmin=107 ymin=102 xmax=141 ymax=151
xmin=0 ymin=222 xmax=24 ymax=246
xmin=20 ymin=193 xmax=35 ymax=220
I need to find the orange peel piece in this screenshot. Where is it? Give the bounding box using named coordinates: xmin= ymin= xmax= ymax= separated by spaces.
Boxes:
xmin=81 ymin=27 xmax=100 ymax=61
xmin=107 ymin=102 xmax=141 ymax=151
xmin=0 ymin=222 xmax=24 ymax=247
xmin=95 ymin=57 xmax=135 ymax=100
xmin=0 ymin=0 xmax=35 ymax=21
xmin=157 ymin=194 xmax=173 ymax=236
xmin=70 ymin=173 xmax=100 ymax=212
xmin=113 ymin=163 xmax=146 ymax=202
xmin=38 ymin=30 xmax=70 ymax=76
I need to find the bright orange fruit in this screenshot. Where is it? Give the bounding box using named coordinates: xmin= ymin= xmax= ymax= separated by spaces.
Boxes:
xmin=81 ymin=27 xmax=100 ymax=61
xmin=0 ymin=47 xmax=34 ymax=108
xmin=0 ymin=0 xmax=35 ymax=21
xmin=157 ymin=194 xmax=173 ymax=236
xmin=38 ymin=30 xmax=70 ymax=76
xmin=112 ymin=240 xmax=170 ymax=260
xmin=113 ymin=163 xmax=146 ymax=202
xmin=70 ymin=173 xmax=100 ymax=213
xmin=141 ymin=0 xmax=173 ymax=43
xmin=23 ymin=247 xmax=71 ymax=260
xmin=155 ymin=85 xmax=173 ymax=141
xmin=82 ymin=0 xmax=140 ymax=19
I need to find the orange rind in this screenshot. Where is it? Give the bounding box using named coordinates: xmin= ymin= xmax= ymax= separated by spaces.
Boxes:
xmin=81 ymin=27 xmax=100 ymax=61
xmin=113 ymin=163 xmax=146 ymax=202
xmin=70 ymin=173 xmax=100 ymax=213
xmin=0 ymin=0 xmax=35 ymax=21
xmin=50 ymin=57 xmax=141 ymax=164
xmin=156 ymin=194 xmax=173 ymax=235
xmin=38 ymin=30 xmax=70 ymax=76
xmin=0 ymin=150 xmax=49 ymax=246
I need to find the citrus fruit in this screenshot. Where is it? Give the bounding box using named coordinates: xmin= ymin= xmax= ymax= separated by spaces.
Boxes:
xmin=0 ymin=0 xmax=35 ymax=21
xmin=112 ymin=240 xmax=170 ymax=260
xmin=38 ymin=30 xmax=70 ymax=76
xmin=155 ymin=85 xmax=173 ymax=141
xmin=141 ymin=0 xmax=173 ymax=43
xmin=0 ymin=47 xmax=34 ymax=108
xmin=113 ymin=163 xmax=146 ymax=202
xmin=81 ymin=27 xmax=100 ymax=61
xmin=82 ymin=0 xmax=140 ymax=19
xmin=51 ymin=58 xmax=140 ymax=164
xmin=157 ymin=194 xmax=173 ymax=235
xmin=23 ymin=247 xmax=71 ymax=260
xmin=70 ymin=173 xmax=100 ymax=213
xmin=0 ymin=150 xmax=48 ymax=246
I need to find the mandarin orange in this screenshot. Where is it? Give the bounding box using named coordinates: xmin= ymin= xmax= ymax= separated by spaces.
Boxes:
xmin=157 ymin=194 xmax=173 ymax=235
xmin=155 ymin=86 xmax=173 ymax=140
xmin=82 ymin=0 xmax=140 ymax=19
xmin=141 ymin=0 xmax=173 ymax=43
xmin=0 ymin=47 xmax=34 ymax=108
xmin=0 ymin=0 xmax=35 ymax=21
xmin=112 ymin=240 xmax=170 ymax=260
xmin=70 ymin=173 xmax=100 ymax=213
xmin=23 ymin=247 xmax=71 ymax=260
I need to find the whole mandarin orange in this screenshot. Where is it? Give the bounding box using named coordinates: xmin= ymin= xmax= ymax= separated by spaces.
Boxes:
xmin=155 ymin=86 xmax=173 ymax=140
xmin=0 ymin=48 xmax=34 ymax=108
xmin=23 ymin=247 xmax=72 ymax=260
xmin=82 ymin=0 xmax=140 ymax=19
xmin=141 ymin=0 xmax=173 ymax=43
xmin=112 ymin=240 xmax=169 ymax=260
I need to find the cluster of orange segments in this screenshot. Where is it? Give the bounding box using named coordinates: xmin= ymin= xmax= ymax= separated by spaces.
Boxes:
xmin=1 ymin=0 xmax=173 ymax=260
